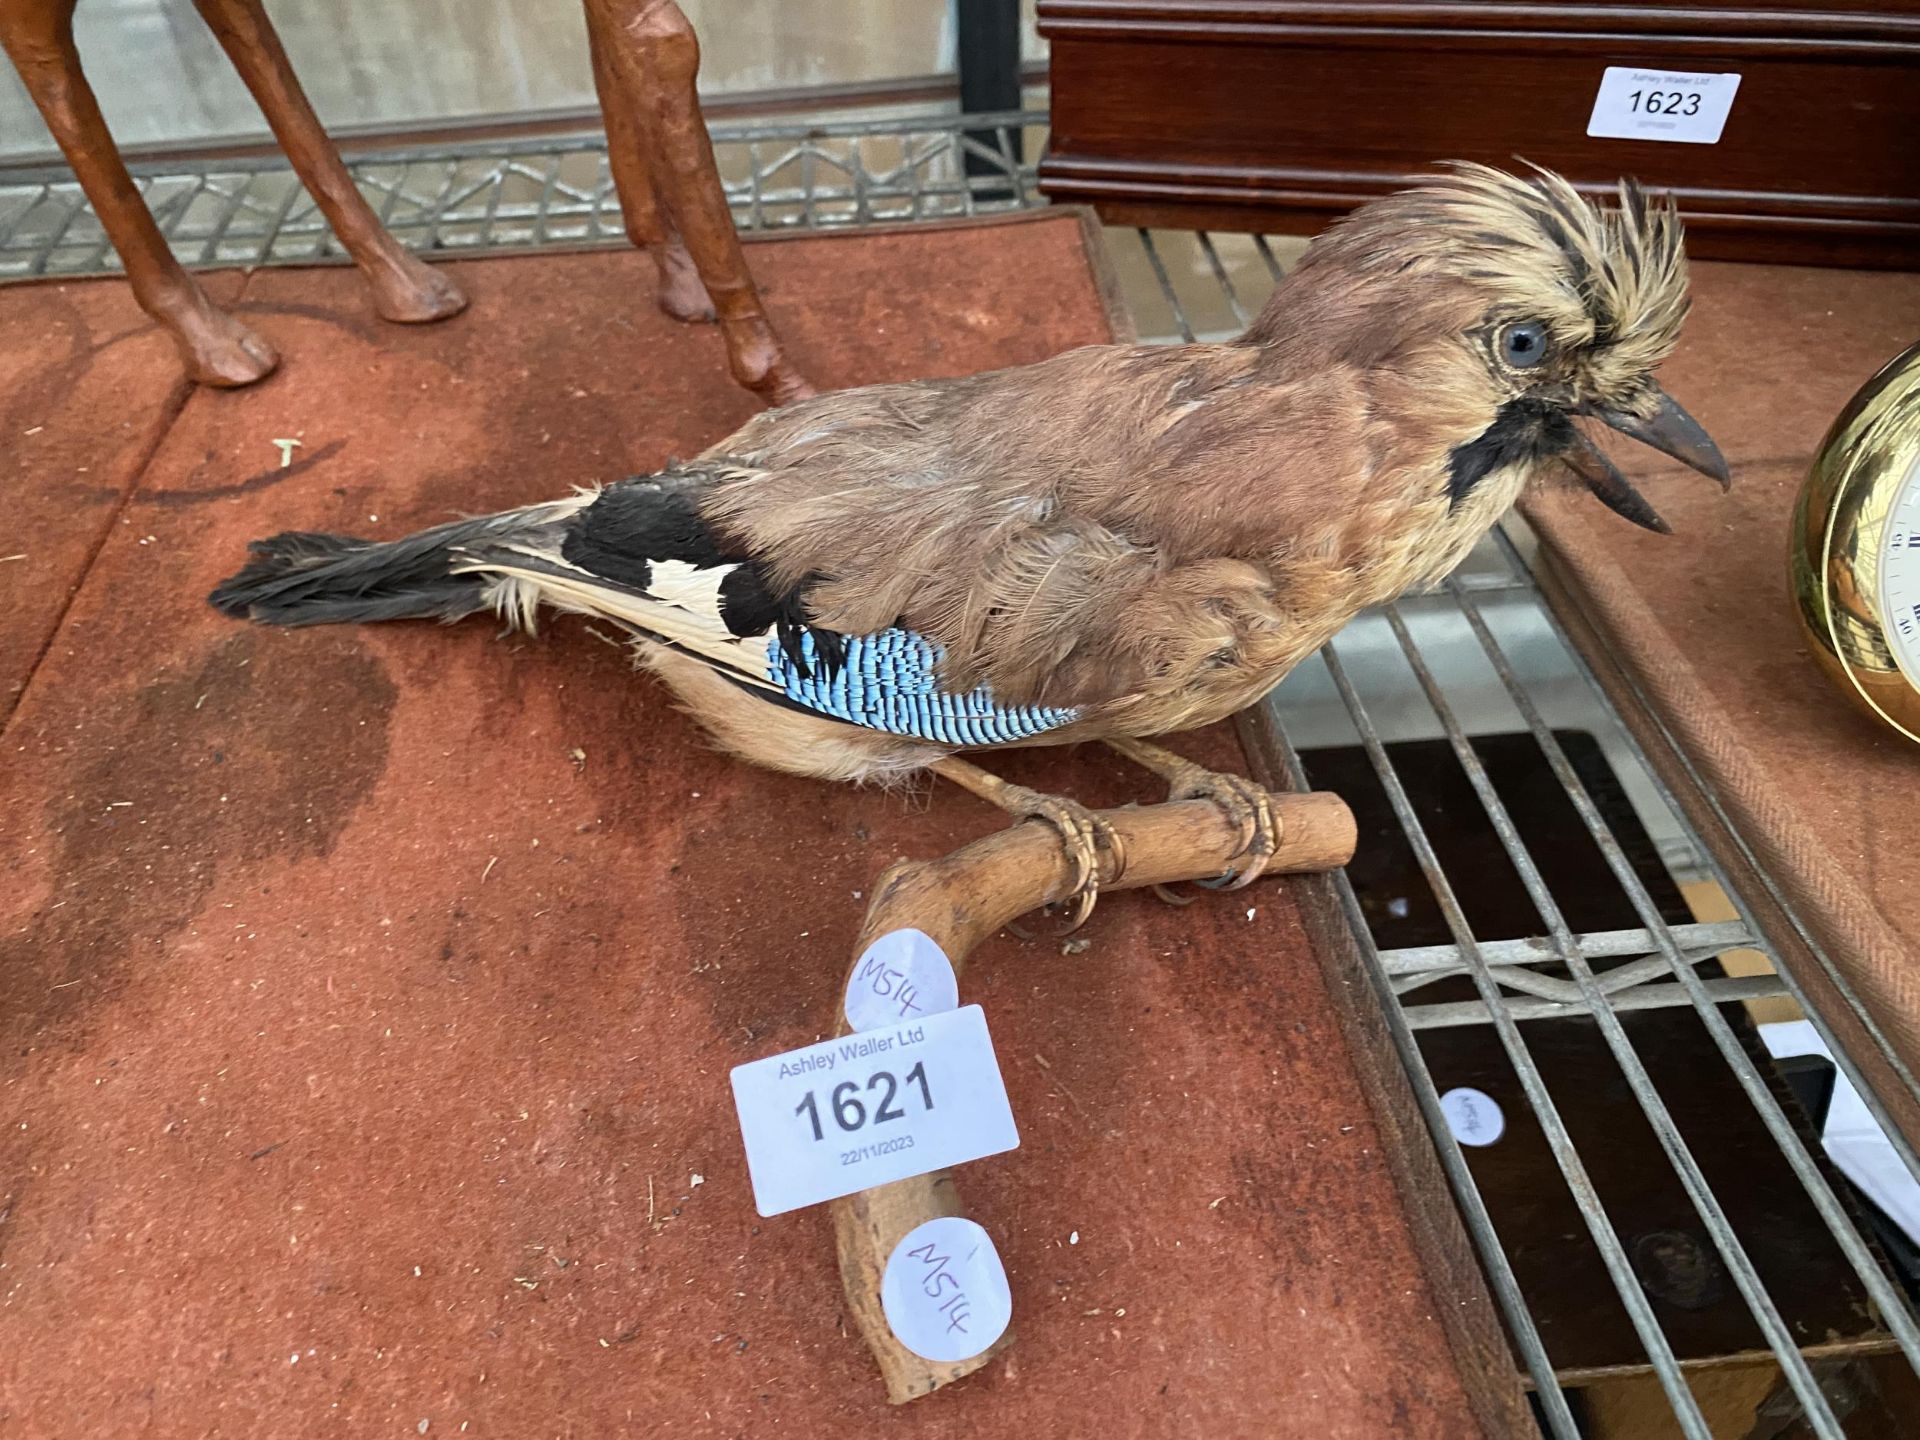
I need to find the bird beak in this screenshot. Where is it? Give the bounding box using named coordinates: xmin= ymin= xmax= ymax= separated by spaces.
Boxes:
xmin=1561 ymin=432 xmax=1673 ymax=534
xmin=1566 ymin=386 xmax=1730 ymax=534
xmin=1594 ymin=387 xmax=1732 ymax=490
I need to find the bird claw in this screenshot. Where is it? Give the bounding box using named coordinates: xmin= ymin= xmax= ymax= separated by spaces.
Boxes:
xmin=1008 ymin=791 xmax=1126 ymax=934
xmin=1152 ymin=882 xmax=1198 ymax=908
xmin=1167 ymin=768 xmax=1284 ymax=893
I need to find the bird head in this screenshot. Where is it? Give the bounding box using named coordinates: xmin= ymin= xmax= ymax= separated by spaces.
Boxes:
xmin=1259 ymin=162 xmax=1729 ymax=532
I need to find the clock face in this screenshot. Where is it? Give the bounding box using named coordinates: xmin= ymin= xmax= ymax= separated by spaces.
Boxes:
xmin=1880 ymin=451 xmax=1920 ymax=690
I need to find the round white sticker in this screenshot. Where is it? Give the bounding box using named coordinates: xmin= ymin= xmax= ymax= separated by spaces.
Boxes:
xmin=1439 ymin=1086 xmax=1506 ymax=1147
xmin=881 ymin=1217 xmax=1012 ymax=1363
xmin=844 ymin=928 xmax=959 ymax=1033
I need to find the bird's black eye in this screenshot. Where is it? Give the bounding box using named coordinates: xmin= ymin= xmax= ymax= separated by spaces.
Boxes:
xmin=1500 ymin=321 xmax=1550 ymax=369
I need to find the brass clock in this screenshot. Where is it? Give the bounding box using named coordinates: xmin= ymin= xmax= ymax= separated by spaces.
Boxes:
xmin=1791 ymin=340 xmax=1920 ymax=743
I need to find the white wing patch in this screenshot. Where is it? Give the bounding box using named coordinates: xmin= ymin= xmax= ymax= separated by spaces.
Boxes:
xmin=468 ymin=559 xmax=773 ymax=687
xmin=647 ymin=559 xmax=734 ymax=628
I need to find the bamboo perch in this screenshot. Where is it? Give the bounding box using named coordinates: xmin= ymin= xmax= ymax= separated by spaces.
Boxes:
xmin=829 ymin=788 xmax=1357 ymax=1403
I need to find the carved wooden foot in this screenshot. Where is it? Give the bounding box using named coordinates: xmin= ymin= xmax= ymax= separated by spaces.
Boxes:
xmin=587 ymin=0 xmax=710 ymax=323
xmin=651 ymin=238 xmax=716 ymax=322
xmin=721 ymin=313 xmax=817 ymax=406
xmin=357 ymin=251 xmax=468 ymax=324
xmin=153 ymin=286 xmax=280 ymax=386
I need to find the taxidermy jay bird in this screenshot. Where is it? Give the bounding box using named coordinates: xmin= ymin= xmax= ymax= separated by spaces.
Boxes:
xmin=211 ymin=164 xmax=1728 ymax=926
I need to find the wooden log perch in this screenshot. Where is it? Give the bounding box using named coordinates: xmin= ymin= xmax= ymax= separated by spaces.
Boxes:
xmin=829 ymin=789 xmax=1356 ymax=1403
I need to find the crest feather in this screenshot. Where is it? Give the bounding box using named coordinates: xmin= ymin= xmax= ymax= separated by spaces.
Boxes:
xmin=1303 ymin=162 xmax=1692 ymax=376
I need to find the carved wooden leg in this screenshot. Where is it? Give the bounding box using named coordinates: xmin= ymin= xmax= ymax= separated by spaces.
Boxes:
xmin=0 ymin=0 xmax=276 ymax=385
xmin=583 ymin=0 xmax=712 ymax=322
xmin=585 ymin=0 xmax=815 ymax=406
xmin=191 ymin=0 xmax=465 ymax=324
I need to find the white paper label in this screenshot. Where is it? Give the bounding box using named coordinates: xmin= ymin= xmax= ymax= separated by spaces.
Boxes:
xmin=1440 ymin=1087 xmax=1507 ymax=1148
xmin=1587 ymin=67 xmax=1741 ymax=144
xmin=729 ymin=1004 xmax=1019 ymax=1217
xmin=881 ymin=1217 xmax=1013 ymax=1363
xmin=844 ymin=928 xmax=959 ymax=1033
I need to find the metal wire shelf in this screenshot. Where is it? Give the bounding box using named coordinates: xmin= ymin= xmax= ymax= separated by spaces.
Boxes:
xmin=0 ymin=108 xmax=1044 ymax=281
xmin=1261 ymin=536 xmax=1920 ymax=1434
xmin=8 ymin=101 xmax=1919 ymax=1434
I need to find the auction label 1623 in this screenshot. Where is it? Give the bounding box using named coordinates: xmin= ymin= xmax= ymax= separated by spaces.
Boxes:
xmin=1587 ymin=67 xmax=1741 ymax=145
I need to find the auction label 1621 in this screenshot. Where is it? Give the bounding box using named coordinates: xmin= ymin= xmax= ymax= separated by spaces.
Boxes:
xmin=729 ymin=1004 xmax=1019 ymax=1217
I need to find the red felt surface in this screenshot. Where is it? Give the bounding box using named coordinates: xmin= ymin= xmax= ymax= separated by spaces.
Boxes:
xmin=0 ymin=217 xmax=1477 ymax=1437
xmin=0 ymin=271 xmax=243 ymax=722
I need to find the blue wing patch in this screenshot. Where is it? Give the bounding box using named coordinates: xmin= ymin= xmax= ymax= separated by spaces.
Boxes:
xmin=766 ymin=628 xmax=1078 ymax=744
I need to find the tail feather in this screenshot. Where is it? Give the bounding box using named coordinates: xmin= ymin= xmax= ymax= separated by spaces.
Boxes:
xmin=209 ymin=476 xmax=786 ymax=696
xmin=208 ymin=502 xmax=585 ymax=627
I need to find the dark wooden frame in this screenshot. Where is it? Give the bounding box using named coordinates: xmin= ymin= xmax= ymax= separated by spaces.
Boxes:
xmin=1038 ymin=0 xmax=1920 ymax=268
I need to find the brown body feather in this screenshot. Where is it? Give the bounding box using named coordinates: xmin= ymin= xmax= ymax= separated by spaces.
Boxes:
xmin=688 ymin=164 xmax=1695 ymax=760
xmin=697 ymin=262 xmax=1499 ymax=737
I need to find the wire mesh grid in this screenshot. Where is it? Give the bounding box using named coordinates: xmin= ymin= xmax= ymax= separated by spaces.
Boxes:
xmin=1268 ymin=543 xmax=1920 ymax=1432
xmin=0 ymin=109 xmax=1043 ymax=281
xmin=7 ymin=104 xmax=1920 ymax=1431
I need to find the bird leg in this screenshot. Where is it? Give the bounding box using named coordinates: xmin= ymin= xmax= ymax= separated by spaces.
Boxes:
xmin=929 ymin=757 xmax=1127 ymax=932
xmin=1103 ymin=738 xmax=1283 ymax=893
